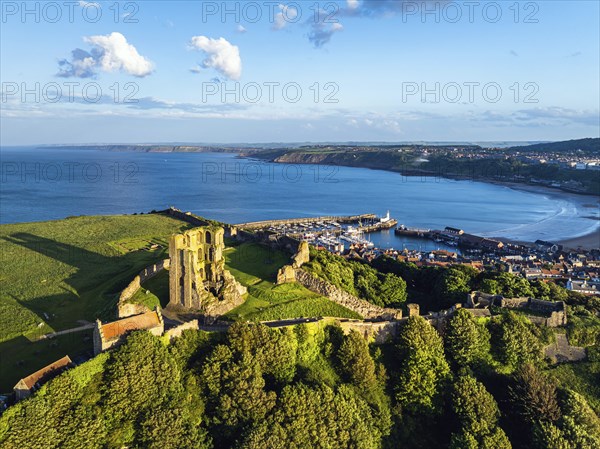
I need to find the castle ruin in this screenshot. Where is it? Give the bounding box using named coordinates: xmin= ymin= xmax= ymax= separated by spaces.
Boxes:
xmin=168 ymin=227 xmax=246 ymax=321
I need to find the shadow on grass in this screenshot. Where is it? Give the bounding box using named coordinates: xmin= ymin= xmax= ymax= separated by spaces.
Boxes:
xmin=0 ymin=330 xmax=93 ymax=394
xmin=224 ymin=242 xmax=290 ymax=284
xmin=0 ymin=232 xmax=170 ymax=392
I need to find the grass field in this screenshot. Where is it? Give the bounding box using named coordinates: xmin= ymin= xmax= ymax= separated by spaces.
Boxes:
xmin=223 ymin=242 xmax=361 ymax=322
xmin=128 ymin=270 xmax=171 ymax=310
xmin=0 ymin=214 xmax=191 ymax=392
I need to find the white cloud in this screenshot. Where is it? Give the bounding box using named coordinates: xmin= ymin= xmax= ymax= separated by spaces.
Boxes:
xmin=189 ymin=36 xmax=242 ymax=80
xmin=78 ymin=1 xmax=100 ymax=7
xmin=346 ymin=0 xmax=360 ymax=9
xmin=58 ymin=32 xmax=154 ymax=78
xmin=236 ymin=24 xmax=247 ymax=33
xmin=273 ymin=4 xmax=298 ymax=30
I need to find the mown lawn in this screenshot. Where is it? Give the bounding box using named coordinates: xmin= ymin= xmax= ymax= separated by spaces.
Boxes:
xmin=223 ymin=243 xmax=361 ymax=322
xmin=0 ymin=214 xmax=191 ymax=392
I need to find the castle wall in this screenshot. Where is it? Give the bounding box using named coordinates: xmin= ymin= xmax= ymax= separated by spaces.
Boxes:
xmin=337 ymin=320 xmax=401 ymax=343
xmin=294 ymin=268 xmax=402 ymax=321
xmin=117 ymin=259 xmax=170 ymax=318
xmin=166 ymin=207 xmax=211 ymax=227
xmin=165 ymin=320 xmax=200 ymax=342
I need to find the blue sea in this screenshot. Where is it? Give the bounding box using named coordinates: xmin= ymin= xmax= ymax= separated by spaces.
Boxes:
xmin=1 ymin=147 xmax=598 ymax=250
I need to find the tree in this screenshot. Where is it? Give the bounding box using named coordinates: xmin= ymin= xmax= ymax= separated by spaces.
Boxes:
xmin=379 ymin=273 xmax=407 ymax=306
xmin=480 ymin=278 xmax=500 ymax=295
xmin=137 ymin=405 xmax=210 ymax=449
xmin=534 ymin=390 xmax=600 ymax=449
xmin=239 ymin=384 xmax=382 ymax=449
xmin=201 ymin=347 xmax=276 ymax=435
xmin=337 ymin=330 xmax=377 ymax=390
xmin=336 ymin=330 xmax=392 ymax=437
xmin=493 ymin=312 xmax=542 ymax=370
xmin=227 ymin=323 xmax=298 ymax=385
xmin=509 ymin=364 xmax=561 ymax=425
xmin=395 ymin=316 xmax=450 ymax=414
xmin=450 ymin=375 xmax=511 ymax=449
xmin=434 ymin=267 xmax=474 ymax=304
xmin=445 ymin=308 xmax=490 ymax=369
xmin=102 ymin=331 xmax=186 ymax=448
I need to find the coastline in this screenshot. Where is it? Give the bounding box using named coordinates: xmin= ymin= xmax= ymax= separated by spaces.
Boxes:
xmin=557 ymin=231 xmax=600 ymax=251
xmin=493 ymin=181 xmax=599 ymax=250
xmin=248 ymin=155 xmax=600 ymax=249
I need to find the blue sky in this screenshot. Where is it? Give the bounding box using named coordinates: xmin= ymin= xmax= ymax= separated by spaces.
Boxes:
xmin=1 ymin=0 xmax=599 ymax=144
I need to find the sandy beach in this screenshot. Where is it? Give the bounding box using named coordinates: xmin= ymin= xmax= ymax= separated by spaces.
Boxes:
xmin=558 ymin=231 xmax=600 ymax=251
xmin=483 ymin=181 xmax=599 ymax=250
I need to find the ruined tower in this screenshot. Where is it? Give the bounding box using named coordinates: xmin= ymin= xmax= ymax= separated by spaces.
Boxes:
xmin=168 ymin=226 xmax=246 ymax=320
xmin=168 ymin=226 xmax=226 ymax=309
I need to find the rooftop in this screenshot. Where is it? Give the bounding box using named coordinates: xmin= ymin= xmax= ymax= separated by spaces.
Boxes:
xmin=101 ymin=310 xmax=162 ymax=340
xmin=16 ymin=355 xmax=72 ymax=390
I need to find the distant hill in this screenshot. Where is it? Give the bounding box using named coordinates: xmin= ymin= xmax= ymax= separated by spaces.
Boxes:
xmin=507 ymin=138 xmax=600 ymax=153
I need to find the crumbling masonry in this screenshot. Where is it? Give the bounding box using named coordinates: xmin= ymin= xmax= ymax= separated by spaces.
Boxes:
xmin=168 ymin=227 xmax=246 ymax=321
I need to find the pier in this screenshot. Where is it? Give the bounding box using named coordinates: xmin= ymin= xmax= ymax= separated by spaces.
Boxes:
xmin=360 ymin=219 xmax=398 ymax=233
xmin=395 ymin=226 xmax=431 ymax=237
xmin=236 ymin=214 xmax=377 ymax=230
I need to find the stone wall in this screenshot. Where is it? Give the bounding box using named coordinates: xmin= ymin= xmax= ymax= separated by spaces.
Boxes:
xmin=467 ymin=291 xmax=567 ymax=328
xmin=495 ymin=296 xmax=567 ymax=327
xmin=117 ymin=259 xmax=170 ymax=318
xmin=165 ymin=320 xmax=199 ymax=342
xmin=166 ymin=207 xmax=211 ymax=227
xmin=497 ymin=297 xmax=530 ymax=309
xmin=294 ymin=269 xmax=402 ymax=321
xmin=337 ymin=319 xmax=401 ymax=344
xmin=118 ymin=303 xmax=151 ymax=319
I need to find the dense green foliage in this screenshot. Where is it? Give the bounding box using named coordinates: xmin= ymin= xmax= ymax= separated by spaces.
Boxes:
xmin=395 ymin=316 xmax=450 ymax=415
xmin=0 ymin=322 xmax=395 ymax=448
xmin=304 ymin=248 xmax=407 ymax=307
xmin=445 ymin=308 xmax=491 ymax=369
xmin=372 ymin=256 xmax=574 ymax=313
xmin=449 ymin=375 xmax=511 ymax=448
xmin=491 ymin=312 xmax=543 ymax=371
xmin=1 ymin=308 xmax=598 ymax=449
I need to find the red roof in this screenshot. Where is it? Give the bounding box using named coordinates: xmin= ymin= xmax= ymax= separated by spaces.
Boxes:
xmin=17 ymin=355 xmax=72 ymax=390
xmin=101 ymin=310 xmax=161 ymax=340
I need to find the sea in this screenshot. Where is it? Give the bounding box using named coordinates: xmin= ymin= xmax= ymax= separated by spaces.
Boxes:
xmin=1 ymin=147 xmax=598 ymax=251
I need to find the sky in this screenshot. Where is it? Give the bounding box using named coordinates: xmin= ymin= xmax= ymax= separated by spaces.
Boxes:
xmin=1 ymin=0 xmax=599 ymax=145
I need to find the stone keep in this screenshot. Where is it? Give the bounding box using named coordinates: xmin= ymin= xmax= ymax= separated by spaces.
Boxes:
xmin=168 ymin=227 xmax=247 ymax=321
xmin=169 ymin=226 xmax=226 ymax=309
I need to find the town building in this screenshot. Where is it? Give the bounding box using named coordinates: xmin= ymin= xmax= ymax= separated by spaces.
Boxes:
xmin=566 ymin=279 xmax=600 ymax=295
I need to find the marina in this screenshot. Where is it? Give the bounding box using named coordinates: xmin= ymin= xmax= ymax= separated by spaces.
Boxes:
xmin=238 ymin=212 xmax=398 ymax=253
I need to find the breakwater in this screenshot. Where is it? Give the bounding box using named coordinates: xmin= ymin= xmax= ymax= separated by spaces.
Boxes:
xmin=236 ymin=214 xmax=377 ymax=230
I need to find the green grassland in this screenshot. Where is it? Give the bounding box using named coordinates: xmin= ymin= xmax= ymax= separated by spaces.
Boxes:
xmin=223 ymin=242 xmax=361 ymax=321
xmin=128 ymin=270 xmax=171 ymax=310
xmin=0 ymin=214 xmax=192 ymax=392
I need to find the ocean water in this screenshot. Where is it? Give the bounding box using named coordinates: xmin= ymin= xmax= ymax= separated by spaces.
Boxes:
xmin=1 ymin=148 xmax=598 ymax=249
